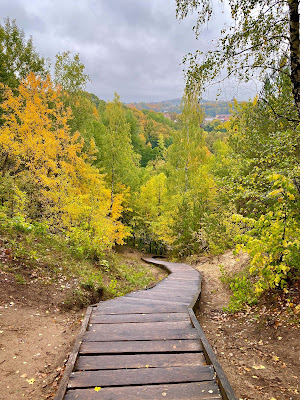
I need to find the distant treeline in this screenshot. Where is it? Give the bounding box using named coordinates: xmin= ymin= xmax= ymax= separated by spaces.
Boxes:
xmin=126 ymin=98 xmax=237 ymax=117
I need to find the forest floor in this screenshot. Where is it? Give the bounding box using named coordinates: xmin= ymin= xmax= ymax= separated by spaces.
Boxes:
xmin=0 ymin=248 xmax=166 ymax=400
xmin=192 ymin=250 xmax=300 ymax=400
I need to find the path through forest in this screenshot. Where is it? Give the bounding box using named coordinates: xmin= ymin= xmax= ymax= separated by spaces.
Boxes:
xmin=0 ymin=250 xmax=299 ymax=399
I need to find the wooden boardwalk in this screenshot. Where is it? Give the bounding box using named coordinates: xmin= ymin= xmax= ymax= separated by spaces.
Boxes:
xmin=55 ymin=258 xmax=236 ymax=400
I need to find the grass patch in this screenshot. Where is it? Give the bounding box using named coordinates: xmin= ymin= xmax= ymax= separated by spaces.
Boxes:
xmin=0 ymin=218 xmax=165 ymax=309
xmin=219 ymin=264 xmax=258 ymax=312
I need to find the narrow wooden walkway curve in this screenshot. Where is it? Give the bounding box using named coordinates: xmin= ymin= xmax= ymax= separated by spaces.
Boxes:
xmin=55 ymin=258 xmax=236 ymax=400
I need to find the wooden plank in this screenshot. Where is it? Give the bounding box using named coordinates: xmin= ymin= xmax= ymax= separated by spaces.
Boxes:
xmin=65 ymin=381 xmax=221 ymax=400
xmin=166 ymin=275 xmax=199 ymax=278
xmin=126 ymin=294 xmax=195 ymax=303
xmin=106 ymin=297 xmax=188 ymax=305
xmin=79 ymin=339 xmax=203 ymax=354
xmin=125 ymin=290 xmax=195 ymax=297
xmin=68 ymin=365 xmax=215 ymax=388
xmin=153 ymin=283 xmax=199 ymax=289
xmin=89 ymin=312 xmax=190 ymax=324
xmin=145 ymin=290 xmax=195 ymax=297
xmin=75 ymin=352 xmax=206 ymax=370
xmin=124 ymin=289 xmax=195 ymax=296
xmin=171 ymin=273 xmax=199 ymax=276
xmin=151 ymin=287 xmax=198 ymax=293
xmin=84 ymin=326 xmax=199 ymax=342
xmin=93 ymin=303 xmax=187 ymax=314
xmin=88 ymin=321 xmax=192 ymax=331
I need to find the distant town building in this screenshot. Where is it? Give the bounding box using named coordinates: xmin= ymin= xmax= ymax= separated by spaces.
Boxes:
xmin=204 ymin=117 xmax=214 ymax=122
xmin=215 ymin=114 xmax=230 ymax=122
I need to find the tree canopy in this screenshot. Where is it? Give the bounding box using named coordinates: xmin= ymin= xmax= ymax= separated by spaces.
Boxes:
xmin=0 ymin=18 xmax=48 ymax=89
xmin=176 ymin=0 xmax=300 ymax=118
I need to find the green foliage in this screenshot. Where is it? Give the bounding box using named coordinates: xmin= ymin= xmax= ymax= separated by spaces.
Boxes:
xmin=98 ymin=93 xmax=141 ymax=193
xmin=220 ymin=266 xmax=258 ymax=312
xmin=234 ymin=174 xmax=300 ymax=295
xmin=80 ymin=272 xmax=103 ymax=291
xmin=15 ymin=273 xmax=26 ymax=285
xmin=66 ymin=226 xmax=105 ymax=260
xmin=176 ymin=0 xmax=291 ymax=98
xmin=0 ymin=212 xmax=48 ymax=235
xmin=130 ymin=172 xmax=172 ymax=253
xmin=2 ymin=18 xmax=299 ymax=311
xmin=0 ymin=18 xmax=48 ymax=90
xmin=210 ymin=74 xmax=300 ymax=308
xmin=54 ymin=51 xmax=90 ymax=94
xmin=201 ymin=204 xmax=241 ymax=255
xmin=0 ymin=216 xmax=163 ymax=307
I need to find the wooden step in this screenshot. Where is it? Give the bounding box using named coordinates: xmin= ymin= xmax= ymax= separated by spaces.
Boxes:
xmin=64 ymin=381 xmax=221 ymax=400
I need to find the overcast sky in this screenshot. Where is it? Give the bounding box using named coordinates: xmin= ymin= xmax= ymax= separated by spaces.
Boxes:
xmin=1 ymin=0 xmax=258 ymax=102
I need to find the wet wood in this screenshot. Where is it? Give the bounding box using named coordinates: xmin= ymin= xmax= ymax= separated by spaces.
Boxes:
xmin=105 ymin=296 xmax=188 ymax=305
xmin=89 ymin=312 xmax=190 ymax=324
xmin=75 ymin=352 xmax=206 ymax=370
xmin=92 ymin=303 xmax=187 ymax=314
xmin=68 ymin=365 xmax=215 ymax=388
xmin=64 ymin=381 xmax=221 ymax=400
xmin=88 ymin=320 xmax=192 ymax=330
xmin=84 ymin=326 xmax=199 ymax=342
xmin=79 ymin=339 xmax=203 ymax=355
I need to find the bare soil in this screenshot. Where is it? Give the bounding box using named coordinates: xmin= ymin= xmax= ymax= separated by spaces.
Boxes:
xmin=0 ymin=268 xmax=84 ymax=400
xmin=193 ymin=250 xmax=300 ymax=400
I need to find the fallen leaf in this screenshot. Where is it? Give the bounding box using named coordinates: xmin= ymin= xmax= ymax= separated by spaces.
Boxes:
xmin=252 ymin=365 xmax=265 ymax=370
xmin=243 ymin=367 xmax=251 ymax=372
xmin=94 ymin=387 xmax=101 ymax=392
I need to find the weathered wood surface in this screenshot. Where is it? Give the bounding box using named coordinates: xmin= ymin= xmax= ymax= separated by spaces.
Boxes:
xmin=75 ymin=352 xmax=206 ymax=370
xmin=68 ymin=365 xmax=215 ymax=388
xmin=55 ymin=258 xmax=229 ymax=400
xmin=79 ymin=339 xmax=203 ymax=354
xmin=89 ymin=311 xmax=190 ymax=324
xmin=64 ymin=381 xmax=221 ymax=400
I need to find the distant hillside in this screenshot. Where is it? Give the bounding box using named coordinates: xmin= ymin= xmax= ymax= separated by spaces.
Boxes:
xmin=126 ymin=98 xmax=236 ymax=117
xmin=126 ymin=98 xmax=181 ymax=113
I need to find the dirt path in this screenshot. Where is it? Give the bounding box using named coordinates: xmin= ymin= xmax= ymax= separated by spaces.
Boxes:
xmin=0 ymin=267 xmax=83 ymax=400
xmin=193 ymin=250 xmax=300 ymax=400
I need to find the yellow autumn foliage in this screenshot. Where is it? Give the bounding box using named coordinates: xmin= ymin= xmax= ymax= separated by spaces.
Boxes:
xmin=0 ymin=73 xmax=129 ymax=253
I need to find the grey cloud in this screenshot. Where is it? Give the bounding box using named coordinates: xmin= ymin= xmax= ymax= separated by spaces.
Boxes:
xmin=0 ymin=0 xmax=256 ymax=102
